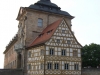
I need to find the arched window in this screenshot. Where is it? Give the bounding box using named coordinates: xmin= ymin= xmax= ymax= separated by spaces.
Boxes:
xmin=38 ymin=18 xmax=43 ymax=27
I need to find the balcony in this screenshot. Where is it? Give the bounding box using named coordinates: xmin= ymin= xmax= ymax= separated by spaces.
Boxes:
xmin=14 ymin=43 xmax=24 ymax=53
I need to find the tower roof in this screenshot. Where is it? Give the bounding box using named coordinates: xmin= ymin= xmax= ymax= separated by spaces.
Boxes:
xmin=28 ymin=0 xmax=74 ymax=18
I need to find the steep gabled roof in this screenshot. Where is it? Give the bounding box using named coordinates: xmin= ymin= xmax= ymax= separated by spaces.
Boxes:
xmin=28 ymin=19 xmax=63 ymax=48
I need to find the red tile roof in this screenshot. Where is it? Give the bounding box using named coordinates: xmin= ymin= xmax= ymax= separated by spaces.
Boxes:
xmin=28 ymin=18 xmax=63 ymax=47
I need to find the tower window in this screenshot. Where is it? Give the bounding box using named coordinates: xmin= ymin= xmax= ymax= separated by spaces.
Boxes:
xmin=38 ymin=18 xmax=43 ymax=27
xmin=62 ymin=49 xmax=66 ymax=56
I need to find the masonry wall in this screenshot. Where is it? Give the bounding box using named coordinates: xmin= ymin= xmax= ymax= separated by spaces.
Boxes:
xmin=0 ymin=69 xmax=23 ymax=75
xmin=82 ymin=68 xmax=100 ymax=75
xmin=4 ymin=43 xmax=17 ymax=69
xmin=25 ymin=10 xmax=72 ymax=46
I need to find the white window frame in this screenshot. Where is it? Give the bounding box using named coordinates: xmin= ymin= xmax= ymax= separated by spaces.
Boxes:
xmin=62 ymin=49 xmax=66 ymax=56
xmin=54 ymin=63 xmax=59 ymax=70
xmin=64 ymin=63 xmax=69 ymax=70
xmin=47 ymin=63 xmax=52 ymax=69
xmin=57 ymin=39 xmax=60 ymax=43
xmin=38 ymin=18 xmax=43 ymax=27
xmin=49 ymin=48 xmax=54 ymax=55
xmin=74 ymin=64 xmax=79 ymax=70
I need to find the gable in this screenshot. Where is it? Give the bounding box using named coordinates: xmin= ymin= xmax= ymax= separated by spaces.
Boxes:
xmin=28 ymin=19 xmax=62 ymax=48
xmin=45 ymin=19 xmax=82 ymax=48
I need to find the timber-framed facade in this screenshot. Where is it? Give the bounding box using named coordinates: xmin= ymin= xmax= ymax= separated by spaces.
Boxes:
xmin=3 ymin=0 xmax=82 ymax=75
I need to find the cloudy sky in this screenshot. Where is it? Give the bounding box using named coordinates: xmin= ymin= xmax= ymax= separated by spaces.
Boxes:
xmin=0 ymin=0 xmax=100 ymax=68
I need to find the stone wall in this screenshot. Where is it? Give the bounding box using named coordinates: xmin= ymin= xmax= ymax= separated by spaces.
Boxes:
xmin=82 ymin=68 xmax=100 ymax=75
xmin=0 ymin=69 xmax=23 ymax=75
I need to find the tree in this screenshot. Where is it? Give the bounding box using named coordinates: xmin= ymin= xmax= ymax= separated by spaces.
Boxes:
xmin=82 ymin=43 xmax=100 ymax=68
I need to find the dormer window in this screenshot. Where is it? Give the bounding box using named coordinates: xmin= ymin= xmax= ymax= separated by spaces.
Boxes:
xmin=47 ymin=29 xmax=53 ymax=34
xmin=38 ymin=18 xmax=43 ymax=27
xmin=39 ymin=33 xmax=44 ymax=37
xmin=49 ymin=7 xmax=52 ymax=10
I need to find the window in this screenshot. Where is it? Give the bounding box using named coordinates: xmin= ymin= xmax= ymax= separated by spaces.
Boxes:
xmin=62 ymin=30 xmax=65 ymax=33
xmin=57 ymin=39 xmax=60 ymax=43
xmin=67 ymin=40 xmax=71 ymax=45
xmin=62 ymin=49 xmax=66 ymax=56
xmin=64 ymin=63 xmax=69 ymax=70
xmin=27 ymin=64 xmax=31 ymax=70
xmin=49 ymin=48 xmax=54 ymax=55
xmin=49 ymin=7 xmax=52 ymax=10
xmin=38 ymin=18 xmax=43 ymax=27
xmin=41 ymin=49 xmax=44 ymax=55
xmin=28 ymin=51 xmax=31 ymax=57
xmin=15 ymin=60 xmax=16 ymax=67
xmin=47 ymin=29 xmax=53 ymax=34
xmin=47 ymin=63 xmax=52 ymax=69
xmin=74 ymin=64 xmax=79 ymax=70
xmin=41 ymin=63 xmax=44 ymax=69
xmin=73 ymin=50 xmax=78 ymax=57
xmin=55 ymin=63 xmax=59 ymax=70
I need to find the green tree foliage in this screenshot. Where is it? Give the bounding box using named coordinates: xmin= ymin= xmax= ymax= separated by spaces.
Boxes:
xmin=82 ymin=43 xmax=100 ymax=68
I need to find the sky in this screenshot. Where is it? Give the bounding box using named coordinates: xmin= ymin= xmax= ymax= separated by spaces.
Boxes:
xmin=0 ymin=0 xmax=100 ymax=68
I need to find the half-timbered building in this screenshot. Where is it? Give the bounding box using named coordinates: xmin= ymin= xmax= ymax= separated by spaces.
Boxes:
xmin=27 ymin=18 xmax=82 ymax=75
xmin=3 ymin=0 xmax=82 ymax=75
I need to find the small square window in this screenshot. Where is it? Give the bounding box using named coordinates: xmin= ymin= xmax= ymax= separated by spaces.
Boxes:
xmin=62 ymin=30 xmax=65 ymax=33
xmin=67 ymin=40 xmax=71 ymax=45
xmin=57 ymin=39 xmax=60 ymax=43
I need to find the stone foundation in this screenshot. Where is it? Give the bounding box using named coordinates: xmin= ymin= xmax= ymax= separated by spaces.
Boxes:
xmin=82 ymin=68 xmax=100 ymax=75
xmin=0 ymin=69 xmax=23 ymax=75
